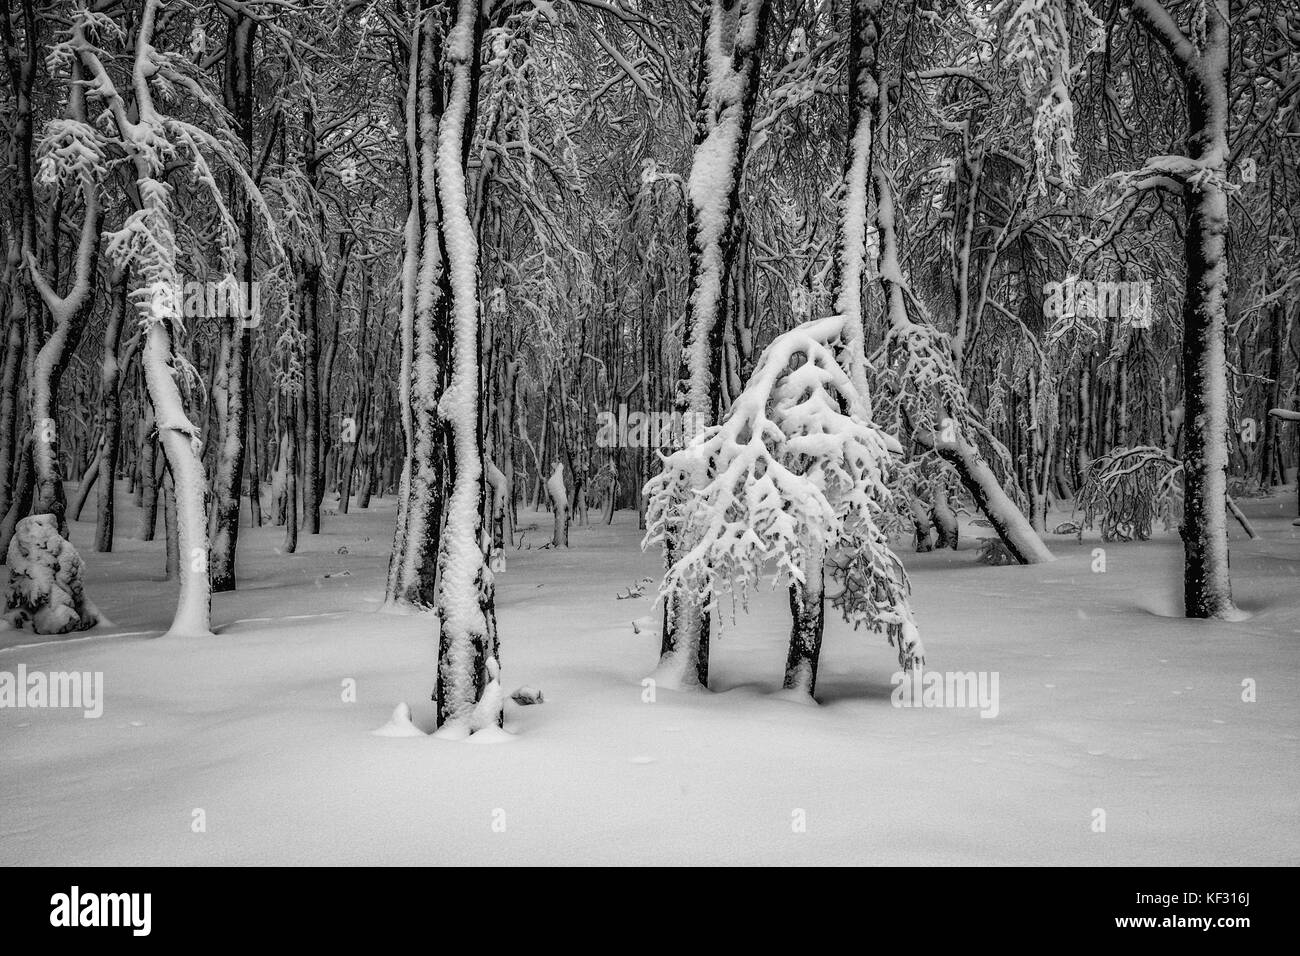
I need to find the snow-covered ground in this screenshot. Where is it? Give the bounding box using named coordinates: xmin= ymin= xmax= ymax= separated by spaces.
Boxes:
xmin=2 ymin=486 xmax=1297 ymax=865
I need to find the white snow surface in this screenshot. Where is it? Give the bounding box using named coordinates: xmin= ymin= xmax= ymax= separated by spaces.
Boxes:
xmin=1 ymin=483 xmax=1297 ymax=865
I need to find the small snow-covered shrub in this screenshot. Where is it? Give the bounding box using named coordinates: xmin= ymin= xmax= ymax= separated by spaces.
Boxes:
xmin=1076 ymin=445 xmax=1181 ymax=541
xmin=5 ymin=514 xmax=100 ymax=634
xmin=645 ymin=314 xmax=923 ymax=674
xmin=975 ymin=538 xmax=1017 ymax=566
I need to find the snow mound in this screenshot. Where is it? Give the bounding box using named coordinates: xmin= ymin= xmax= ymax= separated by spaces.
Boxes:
xmin=466 ymin=724 xmax=515 ymax=744
xmin=510 ymin=686 xmax=544 ymax=705
xmin=372 ymin=702 xmax=427 ymax=737
xmin=468 ymin=657 xmax=504 ymax=732
xmin=769 ymin=687 xmax=820 ymax=707
xmin=647 ymin=659 xmax=708 ymax=692
xmin=4 ymin=515 xmax=101 ymax=635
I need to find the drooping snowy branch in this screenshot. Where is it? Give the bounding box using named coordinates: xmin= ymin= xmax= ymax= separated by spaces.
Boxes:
xmin=646 ymin=313 xmax=923 ymax=671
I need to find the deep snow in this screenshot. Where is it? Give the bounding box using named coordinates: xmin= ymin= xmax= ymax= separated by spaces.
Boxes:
xmin=1 ymin=484 xmax=1297 ymax=865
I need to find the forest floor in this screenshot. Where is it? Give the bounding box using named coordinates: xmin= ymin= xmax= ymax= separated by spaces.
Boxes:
xmin=2 ymin=484 xmax=1297 ymax=865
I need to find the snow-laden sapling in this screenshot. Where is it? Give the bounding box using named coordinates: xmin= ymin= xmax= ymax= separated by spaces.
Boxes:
xmin=1076 ymin=445 xmax=1182 ymax=541
xmin=4 ymin=515 xmax=101 ymax=634
xmin=1075 ymin=445 xmax=1255 ymax=544
xmin=645 ymin=315 xmax=923 ymax=698
xmin=55 ymin=3 xmax=279 ymax=634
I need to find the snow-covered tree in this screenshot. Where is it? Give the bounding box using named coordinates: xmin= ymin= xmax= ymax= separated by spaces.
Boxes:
xmin=646 ymin=313 xmax=922 ymax=696
xmin=25 ymin=69 xmax=103 ymax=536
xmin=656 ymin=0 xmax=772 ymax=688
xmin=865 ymin=13 xmax=1056 ymax=565
xmin=1126 ymin=0 xmax=1239 ymax=618
xmin=66 ymin=2 xmax=274 ymax=636
xmin=396 ymin=0 xmax=502 ymax=732
xmin=3 ymin=513 xmax=100 ymax=634
xmin=386 ymin=0 xmax=451 ymax=612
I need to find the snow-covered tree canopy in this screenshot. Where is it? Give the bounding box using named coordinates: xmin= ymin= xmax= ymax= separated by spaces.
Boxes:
xmin=646 ymin=313 xmax=923 ymax=671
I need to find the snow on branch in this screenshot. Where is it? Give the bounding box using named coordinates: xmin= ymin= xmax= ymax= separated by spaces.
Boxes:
xmin=996 ymin=0 xmax=1103 ymax=194
xmin=1075 ymin=445 xmax=1182 ymax=541
xmin=645 ymin=314 xmax=923 ymax=670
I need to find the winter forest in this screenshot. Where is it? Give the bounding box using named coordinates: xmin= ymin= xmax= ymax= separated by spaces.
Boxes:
xmin=1 ymin=0 xmax=1297 ymax=867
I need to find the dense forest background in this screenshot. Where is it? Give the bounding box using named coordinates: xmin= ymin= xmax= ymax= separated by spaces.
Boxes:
xmin=1 ymin=0 xmax=1297 ymax=724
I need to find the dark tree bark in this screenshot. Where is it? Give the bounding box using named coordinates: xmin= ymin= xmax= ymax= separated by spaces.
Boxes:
xmin=210 ymin=11 xmax=258 ymax=591
xmin=1130 ymin=0 xmax=1237 ymax=618
xmin=783 ymin=552 xmax=825 ymax=697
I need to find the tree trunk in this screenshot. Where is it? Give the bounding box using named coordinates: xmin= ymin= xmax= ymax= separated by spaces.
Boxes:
xmin=1129 ymin=0 xmax=1237 ymax=618
xmin=430 ymin=0 xmax=498 ymax=730
xmin=210 ymin=11 xmax=258 ymax=591
xmin=931 ymin=485 xmax=959 ymax=549
xmin=283 ymin=400 xmax=298 ymax=554
xmin=935 ymin=434 xmax=1056 ymax=564
xmin=658 ymin=0 xmax=771 ymax=688
xmin=783 ymin=546 xmax=825 ymax=697
xmin=385 ymin=2 xmax=453 ymax=610
xmin=94 ymin=270 xmax=129 ymax=551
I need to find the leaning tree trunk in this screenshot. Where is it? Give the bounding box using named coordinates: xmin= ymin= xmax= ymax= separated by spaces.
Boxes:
xmin=69 ymin=449 xmax=99 ymax=522
xmin=934 ymin=433 xmax=1056 ymax=564
xmin=27 ymin=185 xmax=101 ymax=537
xmin=143 ymin=318 xmax=212 ymax=637
xmin=866 ymin=44 xmax=1052 ymax=564
xmin=75 ymin=0 xmax=211 ymax=636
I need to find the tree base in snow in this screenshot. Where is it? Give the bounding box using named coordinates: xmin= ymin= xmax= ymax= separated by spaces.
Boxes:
xmin=4 ymin=514 xmax=101 ymax=634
